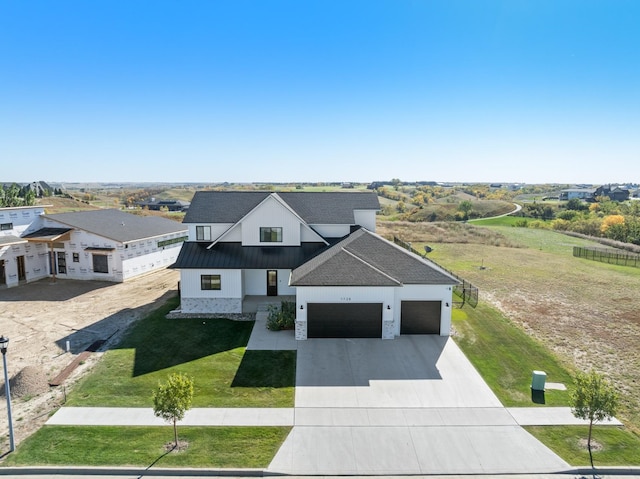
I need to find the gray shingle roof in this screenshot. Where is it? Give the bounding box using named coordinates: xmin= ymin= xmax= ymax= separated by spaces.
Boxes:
xmin=183 ymin=191 xmax=380 ymax=225
xmin=291 ymin=229 xmax=460 ymax=287
xmin=43 ymin=209 xmax=187 ymax=243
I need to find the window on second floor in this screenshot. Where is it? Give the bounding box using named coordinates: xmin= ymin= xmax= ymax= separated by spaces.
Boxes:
xmin=196 ymin=225 xmax=211 ymax=241
xmin=1 ymin=223 xmax=13 ymax=231
xmin=260 ymin=227 xmax=282 ymax=242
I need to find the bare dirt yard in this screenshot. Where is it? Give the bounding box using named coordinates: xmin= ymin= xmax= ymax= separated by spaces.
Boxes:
xmin=379 ymin=221 xmax=640 ymax=434
xmin=0 ymin=268 xmax=180 ymax=449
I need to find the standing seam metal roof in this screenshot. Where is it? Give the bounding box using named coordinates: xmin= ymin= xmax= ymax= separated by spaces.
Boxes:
xmin=170 ymin=242 xmax=329 ymax=269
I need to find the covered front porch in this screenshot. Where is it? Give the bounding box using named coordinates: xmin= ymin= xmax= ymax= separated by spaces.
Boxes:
xmin=242 ymin=294 xmax=296 ymax=313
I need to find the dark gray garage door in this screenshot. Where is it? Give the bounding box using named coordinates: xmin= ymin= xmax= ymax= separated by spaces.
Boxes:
xmin=400 ymin=301 xmax=441 ymax=334
xmin=307 ymin=303 xmax=382 ymax=338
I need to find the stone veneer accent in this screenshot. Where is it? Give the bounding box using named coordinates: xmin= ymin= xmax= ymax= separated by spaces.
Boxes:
xmin=382 ymin=318 xmax=395 ymax=340
xmin=167 ymin=311 xmax=255 ymax=321
xmin=295 ymin=320 xmax=307 ymax=340
xmin=180 ymin=297 xmax=242 ymax=314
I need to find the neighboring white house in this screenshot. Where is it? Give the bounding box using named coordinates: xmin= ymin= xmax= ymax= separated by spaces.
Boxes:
xmin=0 ymin=205 xmax=51 ymax=287
xmin=172 ymin=191 xmax=459 ymax=340
xmin=0 ymin=207 xmax=187 ymax=287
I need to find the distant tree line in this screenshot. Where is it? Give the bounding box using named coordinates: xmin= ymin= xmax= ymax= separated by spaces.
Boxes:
xmin=0 ymin=183 xmax=36 ymax=207
xmin=515 ymin=197 xmax=640 ymax=245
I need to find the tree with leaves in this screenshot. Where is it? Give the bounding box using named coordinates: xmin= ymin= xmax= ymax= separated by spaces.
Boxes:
xmin=152 ymin=372 xmax=194 ymax=450
xmin=458 ymin=200 xmax=473 ymax=221
xmin=570 ymin=369 xmax=618 ymax=473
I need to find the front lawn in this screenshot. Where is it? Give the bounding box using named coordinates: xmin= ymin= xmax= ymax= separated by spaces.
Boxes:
xmin=2 ymin=425 xmax=291 ymax=468
xmin=452 ymin=303 xmax=574 ymax=407
xmin=525 ymin=426 xmax=640 ymax=466
xmin=66 ymin=297 xmax=295 ymax=408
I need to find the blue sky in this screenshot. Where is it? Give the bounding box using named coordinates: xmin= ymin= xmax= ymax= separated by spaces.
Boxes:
xmin=1 ymin=1 xmax=639 ymax=184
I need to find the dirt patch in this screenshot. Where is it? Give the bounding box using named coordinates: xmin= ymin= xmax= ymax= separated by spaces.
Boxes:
xmin=578 ymin=438 xmax=603 ymax=452
xmin=163 ymin=439 xmax=189 ymax=452
xmin=1 ymin=366 xmax=49 ymax=399
xmin=0 ymin=268 xmax=180 ymax=450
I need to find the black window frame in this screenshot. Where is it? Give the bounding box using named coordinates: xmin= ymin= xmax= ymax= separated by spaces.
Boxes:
xmin=72 ymin=252 xmax=80 ymax=262
xmin=0 ymin=223 xmax=13 ymax=231
xmin=260 ymin=227 xmax=283 ymax=242
xmin=201 ymin=274 xmax=221 ymax=290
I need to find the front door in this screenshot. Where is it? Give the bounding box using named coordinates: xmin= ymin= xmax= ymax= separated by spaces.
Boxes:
xmin=17 ymin=255 xmax=26 ymax=281
xmin=267 ymin=270 xmax=278 ymax=296
xmin=57 ymin=252 xmax=67 ymax=274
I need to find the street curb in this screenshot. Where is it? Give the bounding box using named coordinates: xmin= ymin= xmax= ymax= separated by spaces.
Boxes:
xmin=2 ymin=466 xmax=640 ymax=476
xmin=0 ymin=466 xmax=264 ymax=476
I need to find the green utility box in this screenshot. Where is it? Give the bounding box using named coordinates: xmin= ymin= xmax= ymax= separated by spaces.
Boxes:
xmin=531 ymin=370 xmax=547 ymax=391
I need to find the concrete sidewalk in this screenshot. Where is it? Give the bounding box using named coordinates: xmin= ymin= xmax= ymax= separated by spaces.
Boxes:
xmin=47 ymin=405 xmax=620 ymax=427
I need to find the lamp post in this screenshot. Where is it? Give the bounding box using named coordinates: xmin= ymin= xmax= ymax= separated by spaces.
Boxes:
xmin=0 ymin=336 xmax=15 ymax=453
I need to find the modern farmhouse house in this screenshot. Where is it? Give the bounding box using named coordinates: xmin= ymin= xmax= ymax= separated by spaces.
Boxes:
xmin=172 ymin=191 xmax=459 ymax=340
xmin=0 ymin=206 xmax=187 ymax=287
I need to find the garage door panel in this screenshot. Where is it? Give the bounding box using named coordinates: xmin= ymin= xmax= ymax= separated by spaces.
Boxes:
xmin=308 ymin=303 xmax=382 ymax=338
xmin=401 ymin=301 xmax=441 ymax=334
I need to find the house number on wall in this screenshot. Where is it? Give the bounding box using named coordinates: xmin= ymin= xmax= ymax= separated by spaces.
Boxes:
xmin=340 ymin=297 xmax=352 ymax=301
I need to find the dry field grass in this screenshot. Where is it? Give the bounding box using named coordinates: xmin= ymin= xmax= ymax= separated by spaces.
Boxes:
xmin=379 ymin=220 xmax=640 ymax=434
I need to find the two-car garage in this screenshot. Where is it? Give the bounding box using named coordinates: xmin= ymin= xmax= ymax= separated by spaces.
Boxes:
xmin=290 ymin=228 xmax=459 ymax=340
xmin=306 ymin=300 xmax=442 ymax=338
xmin=307 ymin=303 xmax=382 ymax=338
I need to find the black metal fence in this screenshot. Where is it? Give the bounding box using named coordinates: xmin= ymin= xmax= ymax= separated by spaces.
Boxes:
xmin=573 ymin=246 xmax=640 ymax=268
xmin=393 ymin=236 xmax=479 ymax=308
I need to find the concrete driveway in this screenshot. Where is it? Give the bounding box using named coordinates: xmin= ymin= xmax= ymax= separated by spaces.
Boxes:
xmin=267 ymin=335 xmax=570 ymax=475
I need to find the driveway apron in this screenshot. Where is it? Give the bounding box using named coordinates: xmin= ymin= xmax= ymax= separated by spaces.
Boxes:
xmin=267 ymin=335 xmax=569 ymax=475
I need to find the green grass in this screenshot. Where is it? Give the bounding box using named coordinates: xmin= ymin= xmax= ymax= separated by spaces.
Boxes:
xmin=67 ymin=297 xmax=295 ymax=407
xmin=452 ymin=304 xmax=574 ymax=407
xmin=469 ymin=215 xmax=526 ymax=226
xmin=2 ymin=425 xmax=290 ymax=468
xmin=525 ymin=426 xmax=640 ymax=466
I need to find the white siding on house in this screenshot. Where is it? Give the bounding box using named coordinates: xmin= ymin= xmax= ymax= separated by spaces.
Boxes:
xmin=396 ymin=284 xmax=454 ymax=336
xmin=274 ymin=269 xmax=296 ymax=295
xmin=240 ymin=197 xmax=302 ymax=246
xmin=294 ymin=284 xmax=454 ymax=339
xmin=179 ymin=269 xmax=243 ymax=314
xmin=244 ymin=269 xmax=265 ymax=295
xmin=295 ymin=286 xmax=396 ymax=339
xmin=311 ymin=224 xmax=351 ymax=238
xmin=180 ymin=269 xmax=243 ymax=298
xmin=353 ymin=209 xmax=376 ymax=232
xmin=187 ymin=223 xmax=234 ymax=242
xmin=300 ymin=225 xmax=326 ymax=242
xmin=245 ymin=269 xmax=296 ymax=295
xmin=220 ymin=225 xmax=242 ymax=241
